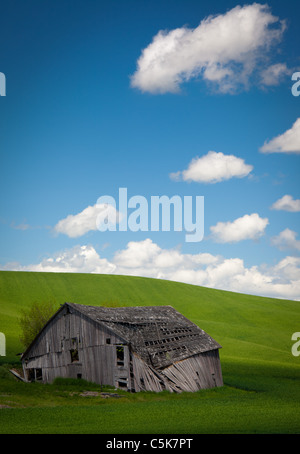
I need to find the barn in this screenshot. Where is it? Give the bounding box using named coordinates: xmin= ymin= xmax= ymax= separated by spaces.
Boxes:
xmin=21 ymin=303 xmax=223 ymax=392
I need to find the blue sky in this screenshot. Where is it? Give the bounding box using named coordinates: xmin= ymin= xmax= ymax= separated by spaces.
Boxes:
xmin=0 ymin=0 xmax=299 ymax=299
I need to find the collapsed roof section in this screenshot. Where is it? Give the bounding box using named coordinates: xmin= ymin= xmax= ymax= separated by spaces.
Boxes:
xmin=66 ymin=303 xmax=222 ymax=370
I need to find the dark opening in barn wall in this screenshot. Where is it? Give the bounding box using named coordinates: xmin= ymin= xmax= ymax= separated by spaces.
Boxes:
xmin=118 ymin=379 xmax=128 ymax=388
xmin=70 ymin=349 xmax=79 ymax=362
xmin=116 ymin=345 xmax=124 ymax=366
xmin=36 ymin=368 xmax=43 ymax=381
xmin=70 ymin=337 xmax=79 ymax=362
xmin=27 ymin=368 xmax=35 ymax=382
xmin=27 ymin=368 xmax=43 ymax=382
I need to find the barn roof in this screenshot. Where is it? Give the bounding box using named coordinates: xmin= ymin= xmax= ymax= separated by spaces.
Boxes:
xmin=66 ymin=303 xmax=221 ymax=370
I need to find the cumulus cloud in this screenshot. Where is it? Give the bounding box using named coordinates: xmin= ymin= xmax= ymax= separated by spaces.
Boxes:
xmin=170 ymin=151 xmax=253 ymax=184
xmin=113 ymin=239 xmax=218 ymax=277
xmin=210 ymin=213 xmax=269 ymax=243
xmin=131 ymin=3 xmax=286 ymax=94
xmin=54 ymin=203 xmax=122 ymax=238
xmin=272 ymin=256 xmax=300 ymax=281
xmin=2 ymin=245 xmax=116 ymax=274
xmin=271 ymin=228 xmax=300 ymax=251
xmin=271 ymin=195 xmax=300 ymax=212
xmin=2 ymin=239 xmax=299 ymax=300
xmin=260 ymin=118 xmax=300 ymax=153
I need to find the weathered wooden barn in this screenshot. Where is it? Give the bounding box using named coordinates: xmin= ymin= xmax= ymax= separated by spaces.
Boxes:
xmin=21 ymin=303 xmax=223 ymax=392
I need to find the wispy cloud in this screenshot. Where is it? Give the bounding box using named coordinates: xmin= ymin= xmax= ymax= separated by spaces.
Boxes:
xmin=260 ymin=63 xmax=290 ymax=87
xmin=10 ymin=222 xmax=30 ymax=231
xmin=260 ymin=118 xmax=300 ymax=153
xmin=170 ymin=151 xmax=253 ymax=184
xmin=131 ymin=3 xmax=286 ymax=94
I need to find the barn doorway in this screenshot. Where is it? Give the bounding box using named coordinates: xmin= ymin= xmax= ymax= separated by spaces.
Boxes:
xmin=114 ymin=345 xmax=129 ymax=390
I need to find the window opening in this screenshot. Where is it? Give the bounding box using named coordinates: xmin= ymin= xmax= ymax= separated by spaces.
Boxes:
xmin=116 ymin=345 xmax=124 ymax=366
xmin=70 ymin=348 xmax=79 ymax=362
xmin=70 ymin=337 xmax=79 ymax=362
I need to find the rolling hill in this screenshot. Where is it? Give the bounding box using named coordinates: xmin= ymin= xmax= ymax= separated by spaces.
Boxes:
xmin=0 ymin=270 xmax=299 ymax=434
xmin=0 ymin=270 xmax=299 ymax=365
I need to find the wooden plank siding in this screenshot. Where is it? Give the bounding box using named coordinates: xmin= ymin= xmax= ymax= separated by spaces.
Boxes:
xmin=130 ymin=349 xmax=223 ymax=393
xmin=161 ymin=350 xmax=223 ymax=392
xmin=22 ymin=305 xmax=128 ymax=388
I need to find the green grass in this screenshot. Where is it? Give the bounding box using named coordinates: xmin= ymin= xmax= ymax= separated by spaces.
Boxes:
xmin=0 ymin=368 xmax=299 ymax=434
xmin=0 ymin=270 xmax=300 ymax=434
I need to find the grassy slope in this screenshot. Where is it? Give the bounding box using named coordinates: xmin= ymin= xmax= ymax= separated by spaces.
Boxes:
xmin=0 ymin=270 xmax=300 ymax=434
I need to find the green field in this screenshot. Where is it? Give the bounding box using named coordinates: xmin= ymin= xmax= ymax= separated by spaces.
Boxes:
xmin=0 ymin=270 xmax=299 ymax=434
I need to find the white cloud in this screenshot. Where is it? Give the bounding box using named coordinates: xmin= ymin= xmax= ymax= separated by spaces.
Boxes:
xmin=218 ymin=256 xmax=300 ymax=300
xmin=170 ymin=151 xmax=253 ymax=184
xmin=2 ymin=239 xmax=299 ymax=300
xmin=272 ymin=256 xmax=300 ymax=281
xmin=131 ymin=3 xmax=286 ymax=94
xmin=210 ymin=213 xmax=269 ymax=243
xmin=271 ymin=195 xmax=300 ymax=212
xmin=260 ymin=63 xmax=290 ymax=86
xmin=54 ymin=203 xmax=122 ymax=238
xmin=114 ymin=239 xmax=219 ymax=278
xmin=113 ymin=239 xmax=162 ymax=269
xmin=260 ymin=118 xmax=300 ymax=153
xmin=3 ymin=245 xmax=116 ymax=274
xmin=271 ymin=228 xmax=300 ymax=251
